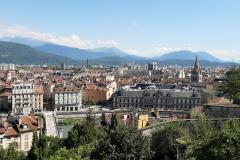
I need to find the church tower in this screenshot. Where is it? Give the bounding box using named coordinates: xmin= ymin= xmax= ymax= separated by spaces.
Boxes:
xmin=191 ymin=56 xmax=202 ymax=83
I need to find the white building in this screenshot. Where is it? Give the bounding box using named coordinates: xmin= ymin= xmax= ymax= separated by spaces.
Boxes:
xmin=106 ymin=75 xmax=115 ymax=81
xmin=54 ymin=87 xmax=82 ymax=112
xmin=12 ymin=83 xmax=43 ymax=114
xmin=0 ymin=63 xmax=15 ymax=70
xmin=176 ymin=68 xmax=186 ymax=79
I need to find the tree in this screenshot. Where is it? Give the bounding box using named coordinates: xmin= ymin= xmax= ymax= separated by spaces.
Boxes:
xmin=28 ymin=131 xmax=40 ymax=160
xmin=186 ymin=112 xmax=217 ymax=160
xmin=0 ymin=145 xmax=26 ymax=160
xmin=66 ymin=112 xmax=100 ymax=148
xmin=91 ymin=126 xmax=153 ymax=160
xmin=28 ymin=130 xmax=64 ymax=160
xmin=109 ymin=113 xmax=118 ymax=131
xmin=47 ymin=147 xmax=81 ymax=160
xmin=150 ymin=122 xmax=187 ymax=160
xmin=218 ymin=68 xmax=240 ymax=104
xmin=187 ymin=119 xmax=240 ymax=160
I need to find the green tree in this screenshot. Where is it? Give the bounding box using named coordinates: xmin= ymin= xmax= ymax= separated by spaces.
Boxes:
xmin=66 ymin=112 xmax=100 ymax=148
xmin=27 ymin=131 xmax=40 ymax=160
xmin=47 ymin=147 xmax=81 ymax=160
xmin=28 ymin=131 xmax=64 ymax=160
xmin=150 ymin=122 xmax=187 ymax=160
xmin=187 ymin=119 xmax=240 ymax=160
xmin=218 ymin=68 xmax=240 ymax=104
xmin=91 ymin=126 xmax=153 ymax=160
xmin=0 ymin=145 xmax=26 ymax=160
xmin=109 ymin=113 xmax=118 ymax=131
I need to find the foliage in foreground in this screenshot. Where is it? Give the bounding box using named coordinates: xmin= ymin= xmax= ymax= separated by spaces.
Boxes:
xmin=4 ymin=111 xmax=240 ymax=160
xmin=91 ymin=125 xmax=153 ymax=160
xmin=218 ymin=67 xmax=240 ymax=104
xmin=0 ymin=145 xmax=26 ymax=160
xmin=150 ymin=122 xmax=187 ymax=160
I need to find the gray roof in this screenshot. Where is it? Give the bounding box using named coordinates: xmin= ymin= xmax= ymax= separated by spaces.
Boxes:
xmin=115 ymin=89 xmax=200 ymax=98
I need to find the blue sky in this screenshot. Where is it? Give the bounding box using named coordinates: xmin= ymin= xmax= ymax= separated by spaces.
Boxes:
xmin=0 ymin=0 xmax=240 ymax=61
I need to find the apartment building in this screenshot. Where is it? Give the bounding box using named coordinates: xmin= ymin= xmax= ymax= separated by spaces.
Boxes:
xmin=0 ymin=63 xmax=15 ymax=71
xmin=53 ymin=87 xmax=82 ymax=112
xmin=82 ymin=81 xmax=117 ymax=104
xmin=12 ymin=83 xmax=44 ymax=114
xmin=0 ymin=113 xmax=43 ymax=152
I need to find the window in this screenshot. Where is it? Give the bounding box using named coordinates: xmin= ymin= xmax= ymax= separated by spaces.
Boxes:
xmin=24 ymin=133 xmax=29 ymax=140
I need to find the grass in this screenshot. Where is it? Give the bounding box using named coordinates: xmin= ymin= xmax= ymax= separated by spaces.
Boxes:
xmin=58 ymin=118 xmax=81 ymax=126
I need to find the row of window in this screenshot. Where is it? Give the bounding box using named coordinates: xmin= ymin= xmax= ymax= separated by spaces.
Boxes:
xmin=114 ymin=104 xmax=196 ymax=109
xmin=55 ymin=100 xmax=80 ymax=104
xmin=55 ymin=93 xmax=80 ymax=97
xmin=56 ymin=106 xmax=79 ymax=111
xmin=13 ymin=86 xmax=32 ymax=89
xmin=115 ymin=98 xmax=200 ymax=104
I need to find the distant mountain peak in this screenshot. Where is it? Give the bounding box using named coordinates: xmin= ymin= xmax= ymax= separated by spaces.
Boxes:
xmin=155 ymin=50 xmax=222 ymax=62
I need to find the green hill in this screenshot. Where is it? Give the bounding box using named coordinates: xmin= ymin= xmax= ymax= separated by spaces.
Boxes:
xmin=0 ymin=41 xmax=78 ymax=65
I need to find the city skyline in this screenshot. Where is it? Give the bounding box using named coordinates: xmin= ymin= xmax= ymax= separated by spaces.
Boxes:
xmin=0 ymin=0 xmax=240 ymax=61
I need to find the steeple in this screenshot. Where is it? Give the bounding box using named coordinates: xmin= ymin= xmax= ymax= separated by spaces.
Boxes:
xmin=194 ymin=55 xmax=200 ymax=69
xmin=86 ymin=58 xmax=89 ymax=68
xmin=191 ymin=55 xmax=202 ymax=83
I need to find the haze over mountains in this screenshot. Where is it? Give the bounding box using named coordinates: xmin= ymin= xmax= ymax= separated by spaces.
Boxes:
xmin=0 ymin=36 xmax=235 ymax=66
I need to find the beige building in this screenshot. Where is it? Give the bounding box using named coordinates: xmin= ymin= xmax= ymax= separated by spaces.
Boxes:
xmin=12 ymin=83 xmax=44 ymax=114
xmin=0 ymin=113 xmax=43 ymax=152
xmin=83 ymin=81 xmax=117 ymax=104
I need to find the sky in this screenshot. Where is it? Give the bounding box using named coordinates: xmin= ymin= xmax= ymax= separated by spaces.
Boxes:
xmin=0 ymin=0 xmax=240 ymax=61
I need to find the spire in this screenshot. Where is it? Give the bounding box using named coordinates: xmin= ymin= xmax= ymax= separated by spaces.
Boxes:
xmin=194 ymin=55 xmax=200 ymax=69
xmin=86 ymin=58 xmax=89 ymax=68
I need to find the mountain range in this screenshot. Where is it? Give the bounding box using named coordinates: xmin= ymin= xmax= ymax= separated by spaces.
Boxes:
xmin=0 ymin=41 xmax=77 ymax=64
xmin=0 ymin=37 xmax=236 ymax=67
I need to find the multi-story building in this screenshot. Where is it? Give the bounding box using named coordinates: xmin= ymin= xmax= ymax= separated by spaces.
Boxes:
xmin=0 ymin=63 xmax=15 ymax=71
xmin=0 ymin=113 xmax=43 ymax=152
xmin=82 ymin=81 xmax=117 ymax=104
xmin=53 ymin=87 xmax=82 ymax=112
xmin=112 ymin=89 xmax=201 ymax=111
xmin=146 ymin=62 xmax=158 ymax=71
xmin=12 ymin=83 xmax=44 ymax=114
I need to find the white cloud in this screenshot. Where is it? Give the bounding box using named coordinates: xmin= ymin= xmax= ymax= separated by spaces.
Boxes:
xmin=0 ymin=23 xmax=118 ymax=49
xmin=209 ymin=49 xmax=240 ymax=62
xmin=125 ymin=49 xmax=140 ymax=55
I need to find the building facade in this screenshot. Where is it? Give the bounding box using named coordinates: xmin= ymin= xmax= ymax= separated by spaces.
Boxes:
xmin=112 ymin=89 xmax=201 ymax=111
xmin=82 ymin=81 xmax=117 ymax=104
xmin=12 ymin=83 xmax=43 ymax=114
xmin=53 ymin=87 xmax=82 ymax=112
xmin=0 ymin=63 xmax=15 ymax=71
xmin=0 ymin=113 xmax=43 ymax=152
